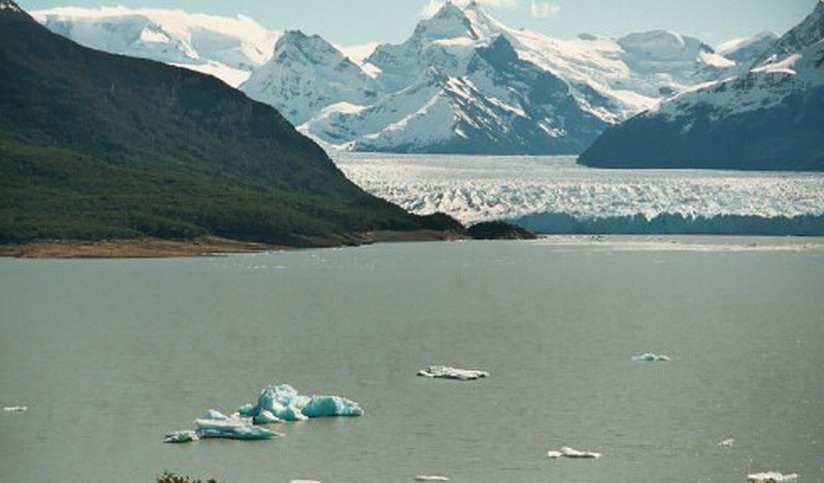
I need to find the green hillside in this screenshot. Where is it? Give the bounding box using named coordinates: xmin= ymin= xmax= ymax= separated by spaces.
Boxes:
xmin=0 ymin=2 xmax=454 ymax=246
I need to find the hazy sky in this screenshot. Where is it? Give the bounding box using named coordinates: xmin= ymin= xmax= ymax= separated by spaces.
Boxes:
xmin=18 ymin=0 xmax=819 ymax=47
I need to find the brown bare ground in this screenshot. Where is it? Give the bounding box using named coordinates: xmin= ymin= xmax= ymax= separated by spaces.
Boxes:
xmin=0 ymin=231 xmax=464 ymax=259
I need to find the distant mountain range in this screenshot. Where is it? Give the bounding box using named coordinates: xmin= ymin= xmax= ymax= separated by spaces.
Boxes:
xmin=33 ymin=1 xmax=774 ymax=155
xmin=579 ymin=0 xmax=824 ymax=171
xmin=0 ymin=0 xmax=456 ymax=246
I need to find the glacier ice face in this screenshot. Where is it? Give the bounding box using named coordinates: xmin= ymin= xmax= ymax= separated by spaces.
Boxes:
xmin=632 ymin=353 xmax=671 ymax=362
xmin=417 ymin=365 xmax=489 ymax=380
xmin=333 ymin=153 xmax=824 ymax=225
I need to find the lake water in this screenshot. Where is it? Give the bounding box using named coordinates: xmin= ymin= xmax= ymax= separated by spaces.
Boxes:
xmin=333 ymin=153 xmax=824 ymax=224
xmin=1 ymin=236 xmax=823 ymax=482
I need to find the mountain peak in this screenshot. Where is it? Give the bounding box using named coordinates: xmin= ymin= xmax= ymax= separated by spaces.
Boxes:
xmin=759 ymin=0 xmax=824 ymax=62
xmin=0 ymin=0 xmax=26 ymax=16
xmin=415 ymin=1 xmax=478 ymax=41
xmin=0 ymin=0 xmax=21 ymax=11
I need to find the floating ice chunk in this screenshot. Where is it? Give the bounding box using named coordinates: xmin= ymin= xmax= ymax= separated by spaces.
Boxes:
xmin=415 ymin=476 xmax=449 ymax=481
xmin=719 ymin=438 xmax=736 ymax=447
xmin=301 ymin=396 xmax=364 ymax=418
xmin=253 ymin=410 xmax=281 ymax=424
xmin=241 ymin=383 xmax=363 ymax=421
xmin=200 ymin=409 xmax=229 ymax=420
xmin=632 ymin=353 xmax=671 ymax=362
xmin=3 ymin=406 xmax=27 ymax=412
xmin=277 ymin=404 xmax=309 ymax=421
xmin=195 ymin=415 xmax=276 ymax=440
xmin=163 ymin=430 xmax=199 ymax=444
xmin=747 ymin=472 xmax=800 ymax=482
xmin=291 ymin=480 xmax=321 ymax=483
xmin=238 ymin=404 xmax=257 ymax=417
xmin=547 ymin=447 xmax=602 ymax=459
xmin=417 ymin=365 xmax=489 ymax=380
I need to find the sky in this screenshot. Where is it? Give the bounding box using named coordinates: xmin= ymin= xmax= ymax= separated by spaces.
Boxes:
xmin=18 ymin=0 xmax=819 ymax=48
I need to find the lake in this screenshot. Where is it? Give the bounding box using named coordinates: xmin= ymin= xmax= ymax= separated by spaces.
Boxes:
xmin=1 ymin=236 xmax=823 ymax=482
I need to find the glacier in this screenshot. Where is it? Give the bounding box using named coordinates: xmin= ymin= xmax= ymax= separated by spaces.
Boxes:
xmin=333 ymin=153 xmax=824 ymax=231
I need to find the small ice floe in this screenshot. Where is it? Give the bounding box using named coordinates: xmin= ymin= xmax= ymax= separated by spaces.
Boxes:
xmin=290 ymin=480 xmax=321 ymax=483
xmin=632 ymin=353 xmax=671 ymax=362
xmin=163 ymin=430 xmax=199 ymax=444
xmin=417 ymin=365 xmax=489 ymax=380
xmin=547 ymin=447 xmax=602 ymax=459
xmin=3 ymin=406 xmax=27 ymax=412
xmin=239 ymin=383 xmax=364 ymax=421
xmin=195 ymin=418 xmax=277 ymax=440
xmin=415 ymin=476 xmax=449 ymax=482
xmin=747 ymin=471 xmax=800 ymax=482
xmin=194 ymin=410 xmax=276 ymax=440
xmin=718 ymin=438 xmax=736 ymax=447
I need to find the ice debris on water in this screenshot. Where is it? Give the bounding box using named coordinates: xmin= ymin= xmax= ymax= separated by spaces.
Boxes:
xmin=3 ymin=406 xmax=27 ymax=412
xmin=163 ymin=431 xmax=199 ymax=444
xmin=165 ymin=383 xmax=362 ymax=444
xmin=632 ymin=353 xmax=671 ymax=362
xmin=415 ymin=477 xmax=450 ymax=482
xmin=747 ymin=472 xmax=800 ymax=482
xmin=547 ymin=447 xmax=602 ymax=459
xmin=194 ymin=411 xmax=276 ymax=440
xmin=719 ymin=438 xmax=736 ymax=447
xmin=417 ymin=365 xmax=489 ymax=380
xmin=240 ymin=383 xmax=364 ymax=420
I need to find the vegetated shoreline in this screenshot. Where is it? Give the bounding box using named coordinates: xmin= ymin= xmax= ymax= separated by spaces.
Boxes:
xmin=0 ymin=230 xmax=465 ymax=259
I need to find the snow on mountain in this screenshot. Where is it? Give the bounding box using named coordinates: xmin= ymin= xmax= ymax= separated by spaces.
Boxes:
xmin=240 ymin=31 xmax=380 ymax=125
xmin=0 ymin=0 xmax=22 ymax=13
xmin=578 ymin=1 xmax=824 ymax=171
xmin=307 ymin=34 xmax=606 ymax=153
xmin=717 ymin=31 xmax=780 ymax=66
xmin=32 ymin=7 xmax=281 ymax=87
xmin=33 ymin=1 xmax=743 ymax=155
xmin=297 ymin=1 xmax=729 ymax=153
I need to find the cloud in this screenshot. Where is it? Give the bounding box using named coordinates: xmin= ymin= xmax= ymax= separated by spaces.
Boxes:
xmin=421 ymin=0 xmax=518 ymax=18
xmin=530 ymin=0 xmax=560 ymax=18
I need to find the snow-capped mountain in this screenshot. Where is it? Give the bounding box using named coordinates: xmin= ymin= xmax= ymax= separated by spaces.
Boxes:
xmin=717 ymin=31 xmax=780 ymax=67
xmin=32 ymin=7 xmax=281 ymax=87
xmin=579 ymin=0 xmax=824 ymax=171
xmin=34 ymin=2 xmax=747 ymax=155
xmin=306 ymin=35 xmax=607 ymax=153
xmin=293 ymin=1 xmax=734 ymax=153
xmin=241 ymin=31 xmax=381 ymax=126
